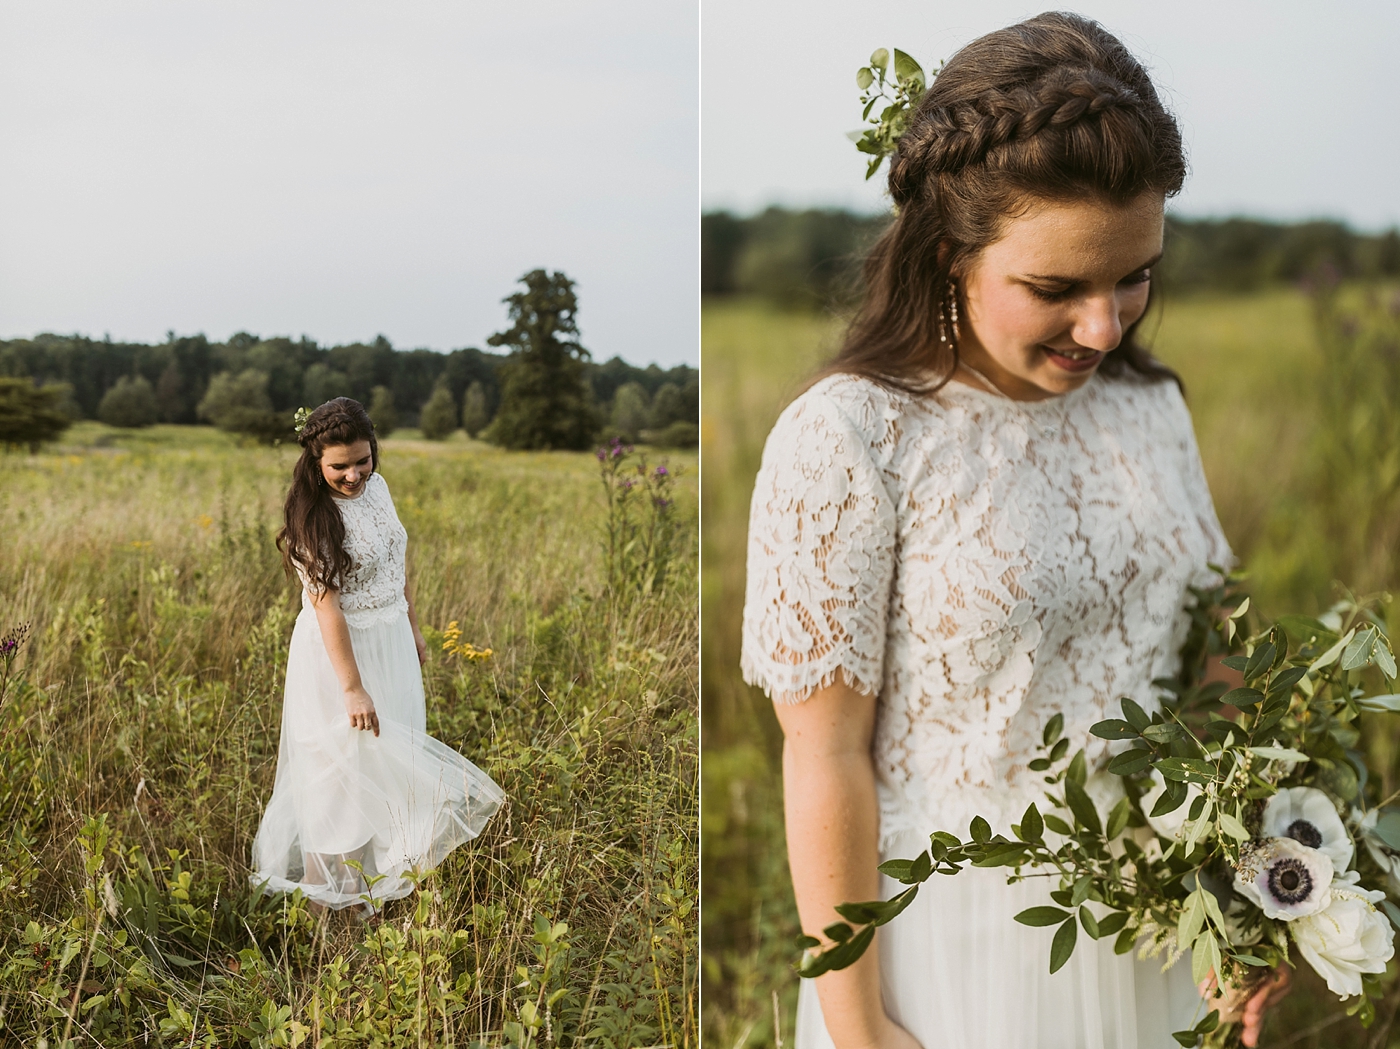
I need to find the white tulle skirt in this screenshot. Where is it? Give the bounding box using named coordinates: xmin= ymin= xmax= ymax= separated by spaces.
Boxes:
xmin=796 ymin=829 xmax=1204 ymax=1049
xmin=249 ymin=605 xmax=505 ymax=911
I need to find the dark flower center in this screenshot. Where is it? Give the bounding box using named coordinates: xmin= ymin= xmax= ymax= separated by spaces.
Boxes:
xmin=1267 ymin=858 xmax=1314 ymax=904
xmin=1286 ymin=819 xmax=1323 ymax=849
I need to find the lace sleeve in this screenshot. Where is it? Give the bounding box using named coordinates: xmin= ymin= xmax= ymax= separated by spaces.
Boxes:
xmin=741 ymin=383 xmax=898 ymax=704
xmin=1167 ymin=383 xmax=1234 ymax=584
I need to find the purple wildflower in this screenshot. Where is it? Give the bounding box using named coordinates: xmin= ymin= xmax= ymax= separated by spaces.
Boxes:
xmin=654 ymin=466 xmax=668 ymax=477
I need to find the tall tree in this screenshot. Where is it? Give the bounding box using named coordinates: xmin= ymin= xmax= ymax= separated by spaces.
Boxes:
xmin=485 ymin=270 xmax=597 ymax=450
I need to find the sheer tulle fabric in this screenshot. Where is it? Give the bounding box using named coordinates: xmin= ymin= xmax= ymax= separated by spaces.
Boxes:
xmin=250 ymin=607 xmax=505 ymax=910
xmin=795 ymin=835 xmax=1201 ymax=1049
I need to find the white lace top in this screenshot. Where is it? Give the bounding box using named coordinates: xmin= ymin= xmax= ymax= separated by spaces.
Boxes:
xmin=741 ymin=371 xmax=1233 ymax=848
xmin=296 ymin=471 xmax=410 ymax=628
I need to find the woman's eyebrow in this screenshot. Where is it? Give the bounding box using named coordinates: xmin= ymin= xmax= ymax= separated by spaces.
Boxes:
xmin=1020 ymin=251 xmax=1164 ymax=283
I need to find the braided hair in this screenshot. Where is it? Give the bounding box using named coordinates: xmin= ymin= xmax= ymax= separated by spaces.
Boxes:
xmin=276 ymin=397 xmax=379 ymax=594
xmin=829 ymin=12 xmax=1185 ymax=393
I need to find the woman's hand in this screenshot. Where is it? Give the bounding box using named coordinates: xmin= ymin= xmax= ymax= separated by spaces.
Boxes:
xmin=1199 ymin=966 xmax=1291 ymax=1047
xmin=412 ymin=627 xmax=428 ymax=666
xmin=343 ymin=685 xmax=380 ymax=736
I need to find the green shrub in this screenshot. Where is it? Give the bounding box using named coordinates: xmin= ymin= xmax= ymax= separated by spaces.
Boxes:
xmin=461 ymin=380 xmax=491 ymax=439
xmin=651 ymin=420 xmax=699 ymax=449
xmin=610 ymin=382 xmax=651 ymax=441
xmin=97 ymin=376 xmax=160 ymax=428
xmin=368 ymin=384 xmax=398 ymax=436
xmin=0 ymin=377 xmax=72 ymax=450
xmin=197 ymin=369 xmax=289 ymax=443
xmin=418 ymin=382 xmax=458 ymax=440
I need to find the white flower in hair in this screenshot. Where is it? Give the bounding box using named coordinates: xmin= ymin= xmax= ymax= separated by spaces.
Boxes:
xmin=1233 ymin=837 xmax=1333 ymax=921
xmin=1291 ymin=880 xmax=1395 ymax=998
xmin=1262 ymin=787 xmax=1353 ymax=872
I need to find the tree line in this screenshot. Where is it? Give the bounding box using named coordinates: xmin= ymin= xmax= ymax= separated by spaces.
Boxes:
xmin=1 ymin=269 xmax=697 ymax=452
xmin=703 ymin=207 xmax=1400 ymax=307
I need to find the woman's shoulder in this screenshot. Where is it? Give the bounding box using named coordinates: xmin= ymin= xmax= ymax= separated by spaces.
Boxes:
xmin=767 ymin=373 xmax=912 ymax=460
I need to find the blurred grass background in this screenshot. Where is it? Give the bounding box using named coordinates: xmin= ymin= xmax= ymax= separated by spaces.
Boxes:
xmin=701 ymin=284 xmax=1400 ymax=1049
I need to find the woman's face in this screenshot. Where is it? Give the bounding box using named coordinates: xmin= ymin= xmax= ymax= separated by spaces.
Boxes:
xmin=319 ymin=440 xmax=373 ymax=498
xmin=956 ymin=192 xmax=1165 ymax=401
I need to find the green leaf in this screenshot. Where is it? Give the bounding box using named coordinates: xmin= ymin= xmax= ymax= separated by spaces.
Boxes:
xmin=1106 ymin=796 xmax=1131 ymax=839
xmin=1381 ymin=900 xmax=1400 ymax=932
xmin=1370 ymin=811 xmax=1400 ymax=851
xmin=1197 ymin=1009 xmax=1221 ymax=1034
xmin=836 ymin=884 xmax=920 ymax=927
xmin=823 ymin=921 xmax=853 ymax=943
xmin=1079 ymin=905 xmax=1100 ymax=938
xmin=1358 ymin=694 xmax=1400 ymax=713
xmin=969 ymin=816 xmax=992 ymax=843
xmin=1171 ymin=1031 xmax=1200 ymax=1048
xmin=794 ymin=934 xmax=820 ymax=950
xmin=1310 ymin=627 xmax=1356 ymax=673
xmin=1378 ymin=640 xmax=1398 ymax=680
xmin=1218 ymin=811 xmax=1250 ymax=841
xmin=1248 ymin=746 xmax=1307 ymax=763
xmin=1049 ymin=737 xmax=1070 ymax=762
xmin=1043 ymin=712 xmax=1065 ymax=747
xmin=1107 ymin=749 xmax=1152 ymax=776
xmin=1064 ymin=777 xmax=1102 ymax=835
xmin=1243 ymin=642 xmax=1276 ymax=682
xmin=1067 ymin=748 xmax=1088 ymax=786
xmin=869 ymin=48 xmax=889 ymax=71
xmin=1018 ymin=803 xmax=1044 ymax=843
xmin=1220 ymin=687 xmax=1264 ymax=710
xmin=856 ymin=67 xmax=875 ymax=90
xmin=1233 ymin=954 xmax=1270 ymax=967
xmin=892 ymin=48 xmax=923 ymax=83
xmin=1071 ymin=875 xmax=1092 ymax=907
xmin=1121 ymin=697 xmax=1151 ymax=730
xmin=1156 ymin=757 xmax=1216 ymax=782
xmin=1221 ymin=654 xmax=1249 ymax=671
xmin=1266 ymin=666 xmax=1308 ymax=698
xmin=1279 ymin=614 xmax=1336 ymax=645
xmin=1178 ymin=889 xmax=1205 ymax=949
xmin=1096 ymin=911 xmax=1129 ymax=938
xmin=1141 ymin=723 xmax=1182 ymax=744
xmin=1091 ymin=719 xmax=1138 ymax=740
xmin=1342 ymin=627 xmax=1378 ymax=671
xmin=1015 ymin=906 xmax=1072 ymax=927
xmin=1049 ymin=916 xmax=1078 ymax=974
xmin=1028 ymin=757 xmax=1052 ymax=771
xmin=1043 ymin=814 xmax=1074 ymax=836
xmin=1149 ymin=777 xmax=1189 ymax=817
xmin=1114 ymin=922 xmax=1138 ymax=955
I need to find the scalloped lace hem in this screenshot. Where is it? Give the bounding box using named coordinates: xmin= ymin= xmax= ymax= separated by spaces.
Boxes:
xmin=740 ymin=655 xmax=881 ymax=705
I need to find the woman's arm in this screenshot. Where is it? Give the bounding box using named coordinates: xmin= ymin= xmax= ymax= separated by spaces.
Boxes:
xmin=310 ymin=587 xmax=379 ymax=736
xmin=404 ymin=579 xmax=427 ymax=665
xmin=773 ymin=673 xmax=922 ymax=1049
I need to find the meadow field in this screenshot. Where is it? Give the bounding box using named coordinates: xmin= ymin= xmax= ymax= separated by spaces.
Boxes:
xmin=701 ymin=287 xmax=1400 ymax=1048
xmin=0 ymin=423 xmax=697 ymax=1047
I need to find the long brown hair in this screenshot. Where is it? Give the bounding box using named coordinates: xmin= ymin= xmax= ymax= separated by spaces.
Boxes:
xmin=828 ymin=12 xmax=1186 ymax=393
xmin=276 ymin=397 xmax=379 ymax=593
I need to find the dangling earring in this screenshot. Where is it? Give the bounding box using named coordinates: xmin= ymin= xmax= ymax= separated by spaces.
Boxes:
xmin=939 ymin=282 xmax=961 ymax=350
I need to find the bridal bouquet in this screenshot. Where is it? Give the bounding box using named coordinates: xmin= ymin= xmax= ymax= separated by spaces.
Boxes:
xmin=796 ymin=570 xmax=1400 ymax=1047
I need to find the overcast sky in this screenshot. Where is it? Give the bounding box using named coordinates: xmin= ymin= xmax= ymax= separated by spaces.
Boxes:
xmin=0 ymin=0 xmax=698 ymax=366
xmin=702 ymin=0 xmax=1400 ymax=230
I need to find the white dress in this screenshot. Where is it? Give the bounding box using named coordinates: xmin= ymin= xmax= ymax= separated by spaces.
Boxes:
xmin=741 ymin=372 xmax=1233 ymax=1049
xmin=250 ymin=471 xmax=505 ymax=910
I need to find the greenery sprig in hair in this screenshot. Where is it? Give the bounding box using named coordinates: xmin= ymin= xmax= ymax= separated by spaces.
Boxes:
xmin=850 ymin=48 xmax=937 ymax=179
xmin=293 ymin=406 xmax=314 ymax=437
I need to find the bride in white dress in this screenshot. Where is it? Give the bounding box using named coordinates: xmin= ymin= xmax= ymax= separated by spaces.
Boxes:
xmin=741 ymin=13 xmax=1287 ymax=1049
xmin=250 ymin=397 xmax=504 ymax=913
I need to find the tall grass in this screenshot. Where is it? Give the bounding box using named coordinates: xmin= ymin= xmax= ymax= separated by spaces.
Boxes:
xmin=701 ymin=287 xmax=1400 ymax=1049
xmin=0 ymin=423 xmax=697 ymax=1047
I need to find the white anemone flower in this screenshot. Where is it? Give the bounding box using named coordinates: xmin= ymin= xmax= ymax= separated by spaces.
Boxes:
xmin=1138 ymin=770 xmax=1204 ymax=842
xmin=1262 ymin=787 xmax=1353 ymax=872
xmin=1291 ymin=882 xmax=1395 ymax=998
xmin=1233 ymin=837 xmax=1334 ymax=921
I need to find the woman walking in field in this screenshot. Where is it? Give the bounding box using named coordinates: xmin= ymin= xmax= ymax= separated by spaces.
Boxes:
xmin=250 ymin=397 xmax=503 ymax=914
xmin=741 ymin=13 xmax=1287 ymax=1049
